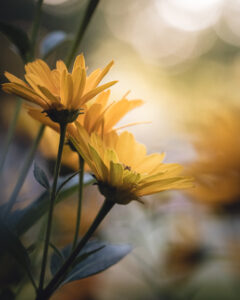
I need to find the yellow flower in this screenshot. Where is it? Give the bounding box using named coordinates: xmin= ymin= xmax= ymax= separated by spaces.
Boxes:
xmin=70 ymin=124 xmax=193 ymax=204
xmin=21 ymin=90 xmax=143 ymax=171
xmin=27 ymin=89 xmax=143 ymax=136
xmin=187 ymin=107 xmax=240 ymax=209
xmin=2 ymin=54 xmax=117 ymax=123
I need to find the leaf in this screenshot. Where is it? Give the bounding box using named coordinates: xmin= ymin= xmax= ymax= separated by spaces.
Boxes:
xmin=7 ymin=173 xmax=94 ymax=237
xmin=0 ymin=21 xmax=30 ymax=62
xmin=0 ymin=289 xmax=15 ymax=300
xmin=50 ymin=239 xmax=132 ymax=285
xmin=0 ymin=218 xmax=36 ymax=290
xmin=56 ymin=169 xmax=82 ymax=195
xmin=33 ymin=162 xmax=50 ymax=190
xmin=40 ymin=31 xmax=73 ymax=59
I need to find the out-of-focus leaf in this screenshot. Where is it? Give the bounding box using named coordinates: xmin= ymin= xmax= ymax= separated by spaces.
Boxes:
xmin=0 ymin=21 xmax=30 ymax=62
xmin=33 ymin=162 xmax=50 ymax=190
xmin=50 ymin=239 xmax=132 ymax=285
xmin=40 ymin=31 xmax=73 ymax=59
xmin=0 ymin=218 xmax=36 ymax=289
xmin=7 ymin=173 xmax=94 ymax=237
xmin=0 ymin=289 xmax=15 ymax=300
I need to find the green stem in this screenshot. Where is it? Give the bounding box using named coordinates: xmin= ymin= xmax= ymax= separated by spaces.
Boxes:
xmin=0 ymin=0 xmax=44 ymax=179
xmin=0 ymin=98 xmax=22 ymax=175
xmin=29 ymin=0 xmax=44 ymax=61
xmin=72 ymin=154 xmax=84 ymax=250
xmin=65 ymin=0 xmax=100 ymax=68
xmin=38 ymin=123 xmax=67 ymax=292
xmin=36 ymin=199 xmax=114 ymax=300
xmin=4 ymin=124 xmax=45 ymax=218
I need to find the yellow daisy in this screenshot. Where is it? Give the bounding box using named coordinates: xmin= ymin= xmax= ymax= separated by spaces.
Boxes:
xmin=2 ymin=54 xmax=117 ymax=124
xmin=70 ymin=124 xmax=193 ymax=204
xmin=27 ymin=89 xmax=143 ymax=136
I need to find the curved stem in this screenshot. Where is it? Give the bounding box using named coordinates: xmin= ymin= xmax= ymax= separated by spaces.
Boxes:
xmin=0 ymin=98 xmax=22 ymax=175
xmin=4 ymin=124 xmax=45 ymax=218
xmin=29 ymin=0 xmax=44 ymax=61
xmin=72 ymin=154 xmax=84 ymax=250
xmin=65 ymin=0 xmax=100 ymax=68
xmin=36 ymin=199 xmax=114 ymax=300
xmin=38 ymin=123 xmax=67 ymax=292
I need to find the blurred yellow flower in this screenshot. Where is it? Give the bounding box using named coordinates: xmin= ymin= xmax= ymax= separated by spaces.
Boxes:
xmin=2 ymin=54 xmax=117 ymax=123
xmin=70 ymin=124 xmax=193 ymax=204
xmin=188 ymin=107 xmax=240 ymax=208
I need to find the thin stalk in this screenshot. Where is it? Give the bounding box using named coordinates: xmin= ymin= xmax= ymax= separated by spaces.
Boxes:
xmin=0 ymin=98 xmax=22 ymax=175
xmin=4 ymin=124 xmax=45 ymax=218
xmin=72 ymin=154 xmax=84 ymax=250
xmin=0 ymin=0 xmax=44 ymax=175
xmin=65 ymin=0 xmax=100 ymax=68
xmin=38 ymin=123 xmax=67 ymax=292
xmin=29 ymin=0 xmax=44 ymax=61
xmin=36 ymin=199 xmax=114 ymax=300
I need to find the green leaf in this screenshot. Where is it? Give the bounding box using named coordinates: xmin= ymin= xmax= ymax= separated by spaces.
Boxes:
xmin=0 ymin=21 xmax=30 ymax=62
xmin=0 ymin=289 xmax=15 ymax=300
xmin=40 ymin=31 xmax=73 ymax=59
xmin=7 ymin=173 xmax=94 ymax=237
xmin=56 ymin=169 xmax=83 ymax=195
xmin=0 ymin=218 xmax=37 ymax=290
xmin=33 ymin=162 xmax=50 ymax=190
xmin=50 ymin=239 xmax=132 ymax=285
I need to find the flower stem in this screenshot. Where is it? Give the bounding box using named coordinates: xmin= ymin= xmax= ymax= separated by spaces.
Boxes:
xmin=38 ymin=123 xmax=67 ymax=292
xmin=4 ymin=124 xmax=45 ymax=218
xmin=65 ymin=0 xmax=100 ymax=68
xmin=36 ymin=199 xmax=114 ymax=300
xmin=0 ymin=98 xmax=22 ymax=175
xmin=0 ymin=0 xmax=44 ymax=176
xmin=72 ymin=154 xmax=84 ymax=250
xmin=29 ymin=0 xmax=44 ymax=61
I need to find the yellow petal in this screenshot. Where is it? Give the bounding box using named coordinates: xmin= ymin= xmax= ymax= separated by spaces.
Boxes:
xmin=74 ymin=69 xmax=86 ymax=108
xmin=116 ymin=131 xmax=146 ymax=168
xmin=94 ymin=60 xmax=114 ymax=87
xmin=110 ymin=161 xmax=123 ymax=186
xmin=2 ymin=83 xmax=48 ymax=109
xmin=135 ymin=153 xmax=165 ymax=174
xmin=72 ymin=54 xmax=85 ymax=72
xmin=80 ymin=80 xmax=118 ymax=106
xmin=28 ymin=108 xmax=60 ymax=131
xmin=56 ymin=60 xmax=67 ymax=72
xmin=138 ymin=177 xmax=193 ymax=196
xmin=89 ymin=144 xmax=108 ymax=181
xmin=4 ymin=72 xmax=27 ymax=86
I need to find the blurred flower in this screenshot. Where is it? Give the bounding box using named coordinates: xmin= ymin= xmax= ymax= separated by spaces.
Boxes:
xmin=2 ymin=54 xmax=117 ymax=123
xmin=71 ymin=124 xmax=193 ymax=204
xmin=187 ymin=107 xmax=240 ymax=212
xmin=164 ymin=214 xmax=206 ymax=279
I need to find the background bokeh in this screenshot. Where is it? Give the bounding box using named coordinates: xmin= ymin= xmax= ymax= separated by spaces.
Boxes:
xmin=1 ymin=0 xmax=240 ymax=299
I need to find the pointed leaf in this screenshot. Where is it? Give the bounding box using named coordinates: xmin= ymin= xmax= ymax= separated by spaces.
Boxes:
xmin=50 ymin=239 xmax=132 ymax=285
xmin=0 ymin=218 xmax=36 ymax=289
xmin=40 ymin=31 xmax=73 ymax=59
xmin=56 ymin=169 xmax=83 ymax=195
xmin=33 ymin=162 xmax=50 ymax=190
xmin=0 ymin=21 xmax=30 ymax=62
xmin=7 ymin=173 xmax=94 ymax=237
